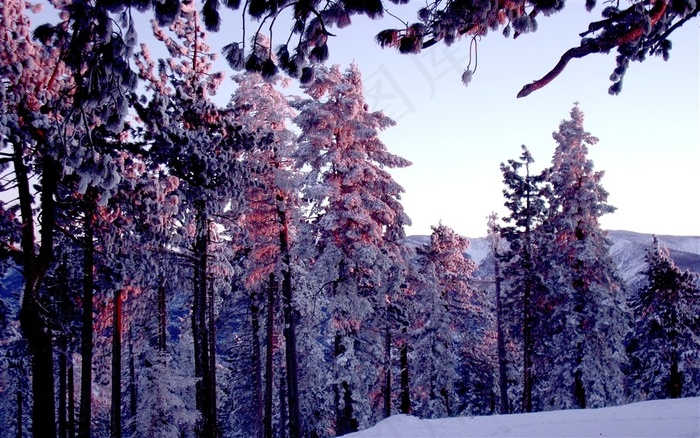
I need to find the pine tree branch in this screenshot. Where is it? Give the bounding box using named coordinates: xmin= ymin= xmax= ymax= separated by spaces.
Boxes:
xmin=517 ymin=0 xmax=668 ymax=98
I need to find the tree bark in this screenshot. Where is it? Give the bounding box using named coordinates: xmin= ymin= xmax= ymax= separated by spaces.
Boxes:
xmin=56 ymin=256 xmax=70 ymax=438
xmin=522 ymin=188 xmax=534 ymax=414
xmin=158 ymin=279 xmax=167 ymax=352
xmin=110 ymin=287 xmax=123 ymax=438
xmin=668 ymin=349 xmax=682 ymax=398
xmin=15 ymin=145 xmax=59 ymax=438
xmin=522 ymin=277 xmax=533 ymax=413
xmin=383 ymin=325 xmax=392 ymax=419
xmin=334 ymin=332 xmax=358 ymax=435
xmin=78 ymin=195 xmax=96 ymax=438
xmin=264 ymin=275 xmax=275 ymax=438
xmin=59 ymin=331 xmax=68 ymax=438
xmin=68 ymin=362 xmax=76 ymax=438
xmin=16 ymin=386 xmax=22 ymax=438
xmin=208 ymin=279 xmax=217 ymax=437
xmin=192 ymin=205 xmax=214 ymax=437
xmin=399 ymin=337 xmax=410 ymax=414
xmin=277 ymin=194 xmax=300 ymax=438
xmin=128 ymin=328 xmax=137 ymax=430
xmin=250 ymin=292 xmax=264 ymax=438
xmin=279 ymin=376 xmax=287 ymax=438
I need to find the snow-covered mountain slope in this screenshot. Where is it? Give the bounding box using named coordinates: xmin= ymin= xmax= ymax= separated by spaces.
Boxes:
xmin=404 ymin=235 xmax=491 ymax=264
xmin=406 ymin=230 xmax=700 ymax=283
xmin=346 ymin=396 xmax=700 ymax=437
xmin=607 ymin=230 xmax=700 ymax=284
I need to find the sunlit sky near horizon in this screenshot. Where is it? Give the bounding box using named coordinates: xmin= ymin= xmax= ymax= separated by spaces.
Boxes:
xmin=33 ymin=2 xmax=700 ymax=238
xmin=314 ymin=3 xmax=700 ymax=238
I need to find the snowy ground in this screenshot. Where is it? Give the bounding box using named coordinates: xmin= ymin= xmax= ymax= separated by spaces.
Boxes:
xmin=346 ymin=397 xmax=700 ymax=437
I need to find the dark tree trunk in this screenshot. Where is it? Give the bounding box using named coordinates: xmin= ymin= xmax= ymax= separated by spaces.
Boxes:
xmin=337 ymin=380 xmax=358 ymax=436
xmin=573 ymin=257 xmax=587 ymax=410
xmin=192 ymin=205 xmax=214 ymax=437
xmin=279 ymin=376 xmax=287 ymax=438
xmin=334 ymin=333 xmax=358 ymax=436
xmin=128 ymin=328 xmax=137 ymax=417
xmin=383 ymin=325 xmax=392 ymax=419
xmin=110 ymin=287 xmax=122 ymax=438
xmin=399 ymin=338 xmax=410 ymax=414
xmin=208 ymin=280 xmax=218 ymax=437
xmin=668 ymin=347 xmax=682 ymax=398
xmin=522 ymin=280 xmax=533 ymax=413
xmin=16 ymin=386 xmax=22 ymax=438
xmin=158 ymin=279 xmax=167 ymax=352
xmin=79 ymin=195 xmax=96 ymax=438
xmin=250 ymin=292 xmax=264 ymax=438
xmin=264 ymin=275 xmax=275 ymax=438
xmin=68 ymin=363 xmax=76 ymax=438
xmin=276 ymin=194 xmax=300 ymax=438
xmin=574 ymin=365 xmax=586 ymax=409
xmin=16 ymin=146 xmax=59 ymax=438
xmin=57 ymin=257 xmax=70 ymax=438
xmin=522 ymin=208 xmax=534 ymax=414
xmin=59 ymin=333 xmax=68 ymax=438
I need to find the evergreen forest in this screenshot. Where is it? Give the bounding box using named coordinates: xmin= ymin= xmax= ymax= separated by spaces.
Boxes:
xmin=1 ymin=1 xmax=699 ymax=437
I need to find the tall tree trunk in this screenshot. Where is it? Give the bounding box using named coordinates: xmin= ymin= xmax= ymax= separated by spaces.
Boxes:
xmin=264 ymin=275 xmax=276 ymax=438
xmin=522 ymin=280 xmax=533 ymax=413
xmin=277 ymin=194 xmax=300 ymax=438
xmin=208 ymin=280 xmax=218 ymax=437
xmin=493 ymin=244 xmax=510 ymax=414
xmin=16 ymin=386 xmax=22 ymax=438
xmin=667 ymin=323 xmax=682 ymax=398
xmin=158 ymin=279 xmax=167 ymax=352
xmin=334 ymin=332 xmax=358 ymax=435
xmin=15 ymin=145 xmax=59 ymax=438
xmin=277 ymin=192 xmax=301 ymax=438
xmin=59 ymin=333 xmax=68 ymax=438
xmin=58 ymin=256 xmax=69 ymax=438
xmin=128 ymin=328 xmax=137 ymax=433
xmin=250 ymin=292 xmax=264 ymax=438
xmin=383 ymin=325 xmax=391 ymax=419
xmin=110 ymin=287 xmax=123 ymax=438
xmin=68 ymin=362 xmax=76 ymax=438
xmin=399 ymin=336 xmax=410 ymax=414
xmin=279 ymin=375 xmax=287 ymax=438
xmin=573 ymin=256 xmax=587 ymax=410
xmin=522 ymin=212 xmax=534 ymax=413
xmin=668 ymin=349 xmax=682 ymax=398
xmin=78 ymin=196 xmax=96 ymax=438
xmin=192 ymin=205 xmax=214 ymax=437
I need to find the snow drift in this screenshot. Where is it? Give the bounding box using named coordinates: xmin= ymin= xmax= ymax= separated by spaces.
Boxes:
xmin=346 ymin=397 xmax=700 ymax=437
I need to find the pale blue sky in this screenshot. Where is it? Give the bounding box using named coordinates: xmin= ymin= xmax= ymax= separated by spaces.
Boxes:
xmin=32 ymin=2 xmax=699 ymax=238
xmin=315 ymin=4 xmax=700 ymax=238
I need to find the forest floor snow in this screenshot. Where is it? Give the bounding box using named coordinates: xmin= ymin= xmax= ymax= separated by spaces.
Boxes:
xmin=346 ymin=397 xmax=700 ymax=437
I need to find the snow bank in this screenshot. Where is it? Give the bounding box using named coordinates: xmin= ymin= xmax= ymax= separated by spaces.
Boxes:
xmin=346 ymin=397 xmax=700 ymax=437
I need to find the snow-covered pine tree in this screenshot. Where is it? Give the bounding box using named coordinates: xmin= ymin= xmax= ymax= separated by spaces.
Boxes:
xmin=538 ymin=105 xmax=628 ymax=410
xmin=627 ymin=236 xmax=700 ymax=400
xmin=409 ymin=223 xmax=481 ymax=418
xmin=0 ymin=1 xmax=71 ymax=432
xmin=132 ymin=3 xmax=249 ymax=434
xmin=108 ymin=158 xmax=199 ymax=438
xmin=499 ymin=145 xmax=549 ymax=413
xmin=228 ymin=69 xmax=306 ymax=438
xmin=486 ymin=213 xmax=510 ymax=414
xmin=292 ymin=64 xmax=411 ymax=435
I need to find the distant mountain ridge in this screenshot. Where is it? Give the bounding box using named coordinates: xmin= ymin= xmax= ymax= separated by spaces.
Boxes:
xmin=405 ymin=230 xmax=700 ymax=284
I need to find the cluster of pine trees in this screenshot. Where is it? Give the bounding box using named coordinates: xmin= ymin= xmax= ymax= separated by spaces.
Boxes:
xmin=491 ymin=106 xmax=700 ymax=416
xmin=0 ymin=2 xmax=698 ymax=438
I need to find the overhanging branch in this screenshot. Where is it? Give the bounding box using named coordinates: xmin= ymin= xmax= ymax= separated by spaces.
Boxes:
xmin=517 ymin=0 xmax=668 ymax=98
